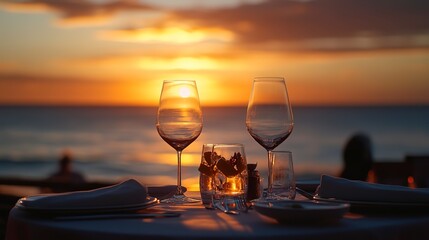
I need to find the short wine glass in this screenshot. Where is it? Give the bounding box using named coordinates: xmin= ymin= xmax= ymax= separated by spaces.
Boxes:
xmin=156 ymin=80 xmax=203 ymax=204
xmin=246 ymin=77 xmax=294 ymax=200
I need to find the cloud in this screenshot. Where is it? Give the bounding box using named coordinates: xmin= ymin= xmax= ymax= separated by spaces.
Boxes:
xmin=140 ymin=0 xmax=266 ymax=10
xmin=0 ymin=61 xmax=17 ymax=71
xmin=1 ymin=0 xmax=155 ymax=25
xmin=164 ymin=0 xmax=429 ymax=51
xmin=66 ymin=54 xmax=223 ymax=71
xmin=0 ymin=72 xmax=125 ymax=105
xmin=98 ymin=26 xmax=235 ymax=44
xmin=2 ymin=0 xmax=428 ymax=51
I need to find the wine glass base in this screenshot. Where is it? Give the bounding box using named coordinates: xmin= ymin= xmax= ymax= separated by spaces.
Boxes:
xmin=161 ymin=194 xmax=201 ymax=205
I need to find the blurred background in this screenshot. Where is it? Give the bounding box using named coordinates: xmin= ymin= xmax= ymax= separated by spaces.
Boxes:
xmin=0 ymin=0 xmax=428 ymax=191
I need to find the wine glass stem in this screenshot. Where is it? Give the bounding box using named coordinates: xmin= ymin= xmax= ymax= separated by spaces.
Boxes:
xmin=176 ymin=150 xmax=183 ymax=195
xmin=267 ymin=150 xmax=273 ymax=195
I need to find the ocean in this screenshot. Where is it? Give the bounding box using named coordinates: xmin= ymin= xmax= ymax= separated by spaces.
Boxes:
xmin=1 ymin=106 xmax=428 ymax=190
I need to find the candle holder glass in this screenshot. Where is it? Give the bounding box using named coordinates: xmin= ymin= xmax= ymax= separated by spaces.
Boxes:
xmin=212 ymin=143 xmax=248 ymax=213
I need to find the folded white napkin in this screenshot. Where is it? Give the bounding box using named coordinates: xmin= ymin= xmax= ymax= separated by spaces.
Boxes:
xmin=22 ymin=179 xmax=148 ymax=209
xmin=317 ymin=175 xmax=429 ymax=203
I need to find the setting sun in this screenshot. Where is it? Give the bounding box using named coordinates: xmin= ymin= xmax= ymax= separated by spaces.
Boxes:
xmin=179 ymin=86 xmax=191 ymax=98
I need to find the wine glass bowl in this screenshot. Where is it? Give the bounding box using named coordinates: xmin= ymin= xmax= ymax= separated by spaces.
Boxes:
xmin=156 ymin=80 xmax=203 ymax=204
xmin=157 ymin=109 xmax=202 ymax=151
xmin=246 ymin=77 xmax=294 ymax=200
xmin=246 ymin=104 xmax=293 ymax=150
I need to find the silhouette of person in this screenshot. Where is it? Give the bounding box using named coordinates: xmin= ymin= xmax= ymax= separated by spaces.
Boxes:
xmin=340 ymin=133 xmax=374 ymax=181
xmin=44 ymin=151 xmax=86 ymax=193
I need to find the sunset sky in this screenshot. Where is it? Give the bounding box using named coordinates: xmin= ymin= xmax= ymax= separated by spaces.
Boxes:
xmin=1 ymin=0 xmax=428 ymax=106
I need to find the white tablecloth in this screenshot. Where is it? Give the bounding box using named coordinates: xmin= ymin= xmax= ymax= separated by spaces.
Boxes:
xmin=6 ymin=193 xmax=429 ymax=240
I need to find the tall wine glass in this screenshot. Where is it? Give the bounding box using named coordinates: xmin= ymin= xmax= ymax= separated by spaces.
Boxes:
xmin=246 ymin=77 xmax=294 ymax=200
xmin=156 ymin=80 xmax=203 ymax=204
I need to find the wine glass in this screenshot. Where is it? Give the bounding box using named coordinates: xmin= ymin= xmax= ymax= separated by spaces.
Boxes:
xmin=246 ymin=77 xmax=294 ymax=200
xmin=156 ymin=80 xmax=203 ymax=204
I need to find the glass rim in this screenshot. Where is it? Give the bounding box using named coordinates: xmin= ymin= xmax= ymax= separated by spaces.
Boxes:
xmin=253 ymin=77 xmax=285 ymax=82
xmin=202 ymin=143 xmax=215 ymax=146
xmin=212 ymin=143 xmax=245 ymax=148
xmin=163 ymin=79 xmax=196 ymax=83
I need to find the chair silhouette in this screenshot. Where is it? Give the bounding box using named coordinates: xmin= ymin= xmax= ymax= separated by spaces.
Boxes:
xmin=406 ymin=155 xmax=429 ymax=188
xmin=372 ymin=161 xmax=412 ymax=186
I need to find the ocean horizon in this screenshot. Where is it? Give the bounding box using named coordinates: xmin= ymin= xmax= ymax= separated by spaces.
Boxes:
xmin=1 ymin=105 xmax=428 ymax=190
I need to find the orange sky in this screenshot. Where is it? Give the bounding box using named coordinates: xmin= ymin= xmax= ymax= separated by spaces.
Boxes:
xmin=0 ymin=0 xmax=428 ymax=106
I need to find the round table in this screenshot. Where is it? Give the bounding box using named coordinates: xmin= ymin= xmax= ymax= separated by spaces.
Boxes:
xmin=6 ymin=194 xmax=429 ymax=240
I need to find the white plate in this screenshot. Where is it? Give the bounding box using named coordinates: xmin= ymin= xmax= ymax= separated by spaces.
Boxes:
xmin=16 ymin=196 xmax=159 ymax=216
xmin=254 ymin=200 xmax=349 ymax=224
xmin=313 ymin=196 xmax=429 ymax=214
